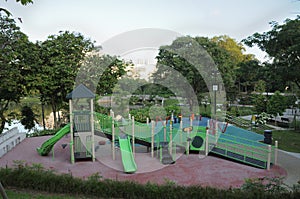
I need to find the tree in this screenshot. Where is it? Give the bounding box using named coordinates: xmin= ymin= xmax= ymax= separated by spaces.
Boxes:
xmin=211 ymin=35 xmax=254 ymax=64
xmin=77 ymin=53 xmax=128 ymax=95
xmin=195 ymin=36 xmax=236 ymax=90
xmin=0 ymin=14 xmax=35 ymax=133
xmin=254 ymin=80 xmax=267 ymax=113
xmin=153 ymin=36 xmax=236 ymax=110
xmin=0 ymin=0 xmax=33 ymax=16
xmin=236 ymin=60 xmax=260 ymax=93
xmin=20 ymin=106 xmax=36 ymax=131
xmin=267 ymin=91 xmax=286 ymax=117
xmin=37 ymin=31 xmax=95 ymax=128
xmin=243 ymin=16 xmax=300 ymax=89
xmin=153 ymin=37 xmax=205 ymax=110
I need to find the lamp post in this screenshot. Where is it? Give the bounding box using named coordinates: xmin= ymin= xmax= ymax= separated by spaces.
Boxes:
xmin=212 ymin=70 xmax=219 ymax=118
xmin=213 ymin=84 xmax=218 ymax=116
xmin=295 ymin=100 xmax=298 ymax=130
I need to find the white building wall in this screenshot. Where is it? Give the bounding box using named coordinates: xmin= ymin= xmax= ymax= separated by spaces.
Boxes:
xmin=0 ymin=127 xmax=26 ymax=158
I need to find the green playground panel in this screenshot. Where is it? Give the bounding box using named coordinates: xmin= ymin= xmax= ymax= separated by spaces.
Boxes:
xmin=94 ymin=113 xmax=120 ymax=136
xmin=189 ymin=132 xmax=206 ymax=151
xmin=210 ymin=133 xmax=275 ymax=169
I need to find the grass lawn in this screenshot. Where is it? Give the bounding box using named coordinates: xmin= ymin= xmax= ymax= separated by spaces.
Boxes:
xmin=6 ymin=188 xmax=96 ymax=199
xmin=271 ymin=130 xmax=300 ymax=153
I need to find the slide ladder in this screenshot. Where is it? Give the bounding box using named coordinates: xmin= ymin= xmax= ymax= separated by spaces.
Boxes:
xmin=37 ymin=124 xmax=70 ymax=156
xmin=159 ymin=142 xmax=175 ymax=165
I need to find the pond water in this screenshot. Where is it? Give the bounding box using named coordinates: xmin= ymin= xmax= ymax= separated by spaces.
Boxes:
xmin=4 ymin=119 xmax=44 ymax=134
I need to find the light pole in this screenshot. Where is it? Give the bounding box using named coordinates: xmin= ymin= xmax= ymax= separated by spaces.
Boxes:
xmin=212 ymin=70 xmax=219 ymax=118
xmin=213 ymin=84 xmax=218 ymax=116
xmin=295 ymin=100 xmax=298 ymax=130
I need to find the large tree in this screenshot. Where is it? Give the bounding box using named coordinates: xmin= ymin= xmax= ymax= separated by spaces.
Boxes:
xmin=153 ymin=36 xmax=237 ymax=109
xmin=0 ymin=13 xmax=36 ymax=133
xmin=236 ymin=60 xmax=260 ymax=93
xmin=211 ymin=35 xmax=254 ymax=64
xmin=243 ymin=16 xmax=300 ymax=90
xmin=37 ymin=31 xmax=95 ymax=128
xmin=77 ymin=53 xmax=128 ymax=95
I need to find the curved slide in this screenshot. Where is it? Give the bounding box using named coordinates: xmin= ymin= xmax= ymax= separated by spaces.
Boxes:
xmin=37 ymin=124 xmax=70 ymax=156
xmin=119 ymin=136 xmax=137 ymax=173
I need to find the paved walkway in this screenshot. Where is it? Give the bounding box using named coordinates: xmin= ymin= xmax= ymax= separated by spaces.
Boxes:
xmin=277 ymin=150 xmax=300 ymax=186
xmin=239 ymin=115 xmax=293 ymax=130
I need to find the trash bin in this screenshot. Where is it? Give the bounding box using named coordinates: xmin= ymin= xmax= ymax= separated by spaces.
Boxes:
xmin=264 ymin=130 xmax=272 ymax=144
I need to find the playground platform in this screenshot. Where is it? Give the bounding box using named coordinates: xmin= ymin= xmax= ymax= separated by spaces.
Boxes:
xmin=0 ymin=135 xmax=293 ymax=189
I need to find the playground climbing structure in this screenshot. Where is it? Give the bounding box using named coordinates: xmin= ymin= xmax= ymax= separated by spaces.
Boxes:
xmin=36 ymin=84 xmax=278 ymax=172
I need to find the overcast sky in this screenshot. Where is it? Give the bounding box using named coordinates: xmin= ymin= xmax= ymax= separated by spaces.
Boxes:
xmin=2 ymin=0 xmax=299 ymax=61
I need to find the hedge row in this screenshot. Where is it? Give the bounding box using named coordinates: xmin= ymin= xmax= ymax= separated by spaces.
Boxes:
xmin=0 ymin=166 xmax=299 ymax=199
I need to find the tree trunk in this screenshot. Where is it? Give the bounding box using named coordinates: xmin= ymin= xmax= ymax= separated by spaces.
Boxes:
xmin=58 ymin=110 xmax=61 ymax=122
xmin=51 ymin=99 xmax=57 ymax=129
xmin=0 ymin=116 xmax=6 ymax=135
xmin=0 ymin=101 xmax=9 ymax=134
xmin=41 ymin=102 xmax=46 ymax=130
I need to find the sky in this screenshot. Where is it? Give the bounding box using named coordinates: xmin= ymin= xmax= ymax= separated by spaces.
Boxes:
xmin=2 ymin=0 xmax=300 ymax=61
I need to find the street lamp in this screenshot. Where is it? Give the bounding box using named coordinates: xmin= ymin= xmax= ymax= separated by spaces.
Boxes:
xmin=213 ymin=84 xmax=218 ymax=116
xmin=212 ymin=70 xmax=219 ymax=117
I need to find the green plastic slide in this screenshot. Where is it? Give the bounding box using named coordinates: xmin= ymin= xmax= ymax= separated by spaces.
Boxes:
xmin=119 ymin=136 xmax=137 ymax=173
xmin=37 ymin=123 xmax=70 ymax=156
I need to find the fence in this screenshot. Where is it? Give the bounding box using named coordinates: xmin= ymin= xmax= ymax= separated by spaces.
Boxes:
xmin=0 ymin=127 xmax=26 ymax=158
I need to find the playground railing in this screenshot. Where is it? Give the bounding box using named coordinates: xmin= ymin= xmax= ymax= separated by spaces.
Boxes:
xmin=94 ymin=112 xmax=120 ymax=136
xmin=72 ymin=111 xmax=93 ymax=132
xmin=210 ymin=131 xmax=276 ymax=169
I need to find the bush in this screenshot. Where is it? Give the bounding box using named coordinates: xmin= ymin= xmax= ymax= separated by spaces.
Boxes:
xmin=20 ymin=106 xmax=36 ymax=131
xmin=1 ymin=164 xmax=300 ymax=199
xmin=227 ymin=106 xmax=254 ymax=117
xmin=129 ymin=107 xmax=149 ymax=123
xmin=27 ymin=129 xmax=57 ymax=137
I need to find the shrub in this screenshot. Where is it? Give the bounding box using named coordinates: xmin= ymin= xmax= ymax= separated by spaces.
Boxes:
xmin=27 ymin=129 xmax=57 ymax=137
xmin=241 ymin=177 xmax=291 ymax=195
xmin=0 ymin=165 xmax=299 ymax=198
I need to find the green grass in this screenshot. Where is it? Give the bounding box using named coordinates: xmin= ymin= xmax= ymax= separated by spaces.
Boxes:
xmin=227 ymin=116 xmax=300 ymax=153
xmin=6 ymin=188 xmax=95 ymax=199
xmin=271 ymin=130 xmax=300 ymax=153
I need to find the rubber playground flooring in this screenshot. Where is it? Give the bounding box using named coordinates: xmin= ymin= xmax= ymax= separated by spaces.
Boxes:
xmin=0 ymin=135 xmax=294 ymax=189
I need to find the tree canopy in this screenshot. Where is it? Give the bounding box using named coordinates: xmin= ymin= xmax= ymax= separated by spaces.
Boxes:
xmin=36 ymin=31 xmax=95 ymax=128
xmin=0 ymin=13 xmax=37 ymax=133
xmin=152 ymin=35 xmax=252 ymax=109
xmin=78 ymin=53 xmax=128 ymax=96
xmin=0 ymin=0 xmax=33 ymax=16
xmin=243 ymin=16 xmax=300 ymax=90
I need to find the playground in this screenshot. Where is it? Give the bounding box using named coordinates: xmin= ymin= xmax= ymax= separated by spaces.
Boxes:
xmin=1 ymin=84 xmax=299 ymax=188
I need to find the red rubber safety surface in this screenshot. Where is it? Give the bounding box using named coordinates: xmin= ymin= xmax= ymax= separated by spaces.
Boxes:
xmin=0 ymin=136 xmax=287 ymax=189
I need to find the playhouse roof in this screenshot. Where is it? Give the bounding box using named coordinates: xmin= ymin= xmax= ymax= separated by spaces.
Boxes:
xmin=66 ymin=84 xmax=95 ymax=99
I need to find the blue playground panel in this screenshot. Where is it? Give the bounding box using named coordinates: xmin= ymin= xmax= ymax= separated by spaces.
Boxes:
xmin=164 ymin=117 xmax=208 ymax=129
xmin=223 ymin=125 xmax=264 ymax=142
xmin=153 ymin=117 xmax=265 ymax=147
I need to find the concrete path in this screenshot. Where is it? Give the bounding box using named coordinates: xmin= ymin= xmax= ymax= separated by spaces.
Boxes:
xmin=277 ymin=150 xmax=300 ymax=186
